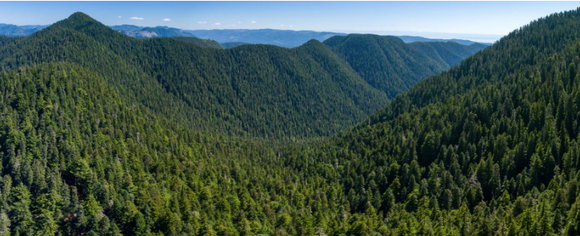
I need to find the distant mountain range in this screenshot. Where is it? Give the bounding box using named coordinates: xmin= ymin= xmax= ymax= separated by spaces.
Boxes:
xmin=396 ymin=35 xmax=487 ymax=46
xmin=0 ymin=23 xmax=48 ymax=36
xmin=188 ymin=29 xmax=489 ymax=48
xmin=186 ymin=29 xmax=347 ymax=48
xmin=0 ymin=23 xmax=488 ymax=48
xmin=110 ymin=25 xmax=196 ymax=38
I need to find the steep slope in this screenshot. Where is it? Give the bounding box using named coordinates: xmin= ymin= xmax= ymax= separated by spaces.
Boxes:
xmin=396 ymin=35 xmax=490 ymax=45
xmin=143 ymin=39 xmax=387 ymax=138
xmin=0 ymin=62 xmax=316 ymax=235
xmin=324 ymin=34 xmax=488 ymax=100
xmin=281 ymin=7 xmax=580 ymax=234
xmin=324 ymin=34 xmax=446 ymax=99
xmin=0 ymin=12 xmax=388 ymax=140
xmin=409 ymin=41 xmax=488 ymax=68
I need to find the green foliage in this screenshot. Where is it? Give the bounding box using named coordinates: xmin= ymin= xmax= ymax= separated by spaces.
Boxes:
xmin=277 ymin=6 xmax=580 ymax=234
xmin=409 ymin=41 xmax=488 ymax=68
xmin=173 ymin=36 xmax=223 ymax=49
xmin=5 ymin=6 xmax=580 ymax=235
xmin=0 ymin=13 xmax=390 ymax=140
xmin=0 ymin=13 xmax=481 ymax=141
xmin=324 ymin=34 xmax=485 ymax=99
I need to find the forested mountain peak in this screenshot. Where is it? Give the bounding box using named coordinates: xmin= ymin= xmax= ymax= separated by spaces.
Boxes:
xmin=65 ymin=11 xmax=93 ymax=21
xmin=300 ymin=38 xmax=324 ymax=47
xmin=51 ymin=12 xmax=110 ymax=33
xmin=323 ymin=34 xmax=405 ymax=47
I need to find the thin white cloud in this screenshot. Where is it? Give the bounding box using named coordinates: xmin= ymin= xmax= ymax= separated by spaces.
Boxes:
xmin=289 ymin=25 xmax=293 ymax=28
xmin=251 ymin=21 xmax=256 ymax=24
xmin=197 ymin=21 xmax=207 ymax=24
xmin=130 ymin=17 xmax=144 ymax=20
xmin=214 ymin=22 xmax=221 ymax=26
xmin=162 ymin=18 xmax=171 ymax=21
xmin=118 ymin=16 xmax=122 ymax=19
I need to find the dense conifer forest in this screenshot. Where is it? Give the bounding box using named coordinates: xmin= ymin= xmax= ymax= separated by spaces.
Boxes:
xmin=0 ymin=12 xmax=480 ymax=141
xmin=323 ymin=35 xmax=487 ymax=99
xmin=2 ymin=7 xmax=578 ymax=236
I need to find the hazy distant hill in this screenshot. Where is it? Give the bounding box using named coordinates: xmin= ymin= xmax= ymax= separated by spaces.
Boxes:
xmin=187 ymin=29 xmax=347 ymax=48
xmin=110 ymin=25 xmax=195 ymax=38
xmin=0 ymin=23 xmax=491 ymax=47
xmin=396 ymin=35 xmax=490 ymax=45
xmin=186 ymin=29 xmax=491 ymax=48
xmin=0 ymin=23 xmax=47 ymax=36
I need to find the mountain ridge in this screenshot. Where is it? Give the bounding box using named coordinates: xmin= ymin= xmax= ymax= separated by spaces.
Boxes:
xmin=0 ymin=20 xmax=488 ymax=47
xmin=0 ymin=12 xmax=389 ymax=139
xmin=323 ymin=34 xmax=485 ymax=99
xmin=0 ymin=12 xmax=485 ymax=139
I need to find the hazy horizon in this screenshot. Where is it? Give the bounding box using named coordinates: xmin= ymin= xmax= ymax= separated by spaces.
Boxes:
xmin=1 ymin=2 xmax=578 ymax=43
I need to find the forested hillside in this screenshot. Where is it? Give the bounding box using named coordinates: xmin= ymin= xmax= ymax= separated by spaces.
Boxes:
xmin=0 ymin=12 xmax=390 ymax=140
xmin=323 ymin=35 xmax=485 ymax=99
xmin=0 ymin=10 xmax=513 ymax=236
xmin=0 ymin=62 xmax=312 ymax=235
xmin=280 ymin=8 xmax=580 ymax=234
xmin=408 ymin=41 xmax=488 ymax=69
xmin=0 ymin=13 xmax=484 ymax=140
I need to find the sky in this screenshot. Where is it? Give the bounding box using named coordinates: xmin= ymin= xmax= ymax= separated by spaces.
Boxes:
xmin=0 ymin=1 xmax=579 ymax=43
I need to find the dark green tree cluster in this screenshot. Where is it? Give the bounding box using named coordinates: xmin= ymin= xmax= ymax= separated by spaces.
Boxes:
xmin=408 ymin=41 xmax=487 ymax=69
xmin=0 ymin=62 xmax=350 ymax=235
xmin=323 ymin=34 xmax=486 ymax=99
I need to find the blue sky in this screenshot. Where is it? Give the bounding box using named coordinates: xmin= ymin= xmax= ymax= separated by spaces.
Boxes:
xmin=0 ymin=1 xmax=579 ymax=42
